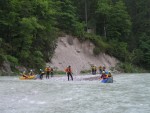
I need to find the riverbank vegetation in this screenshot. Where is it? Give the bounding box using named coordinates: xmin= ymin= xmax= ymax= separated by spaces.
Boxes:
xmin=0 ymin=0 xmax=149 ymax=72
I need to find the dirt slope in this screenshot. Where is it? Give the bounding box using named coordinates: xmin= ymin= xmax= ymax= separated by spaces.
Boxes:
xmin=47 ymin=35 xmax=119 ymax=74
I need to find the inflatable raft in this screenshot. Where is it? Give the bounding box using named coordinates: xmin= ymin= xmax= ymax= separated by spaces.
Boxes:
xmin=19 ymin=75 xmax=35 ymax=80
xmin=101 ymin=77 xmax=113 ymax=83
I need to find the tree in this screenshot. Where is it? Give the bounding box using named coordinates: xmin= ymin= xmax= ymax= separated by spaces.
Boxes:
xmin=96 ymin=0 xmax=131 ymax=40
xmin=96 ymin=0 xmax=112 ymax=37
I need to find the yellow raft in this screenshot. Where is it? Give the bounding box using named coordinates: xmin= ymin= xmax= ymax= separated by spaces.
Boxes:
xmin=19 ymin=75 xmax=35 ymax=80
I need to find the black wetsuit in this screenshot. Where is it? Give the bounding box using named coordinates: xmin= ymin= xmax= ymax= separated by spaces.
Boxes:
xmin=67 ymin=72 xmax=73 ymax=81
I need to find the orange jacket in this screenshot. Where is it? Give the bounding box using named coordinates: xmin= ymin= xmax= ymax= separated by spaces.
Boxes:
xmin=65 ymin=67 xmax=72 ymax=73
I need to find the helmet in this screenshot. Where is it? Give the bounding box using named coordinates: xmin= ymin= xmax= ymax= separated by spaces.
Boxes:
xmin=30 ymin=70 xmax=32 ymax=72
xmin=40 ymin=69 xmax=42 ymax=71
xmin=105 ymin=71 xmax=109 ymax=74
xmin=102 ymin=71 xmax=105 ymax=74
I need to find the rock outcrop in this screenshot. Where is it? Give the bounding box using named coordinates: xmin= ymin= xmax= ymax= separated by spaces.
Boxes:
xmin=47 ymin=35 xmax=119 ymax=74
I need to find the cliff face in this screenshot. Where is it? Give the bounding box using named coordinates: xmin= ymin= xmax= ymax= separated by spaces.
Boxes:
xmin=47 ymin=35 xmax=119 ymax=74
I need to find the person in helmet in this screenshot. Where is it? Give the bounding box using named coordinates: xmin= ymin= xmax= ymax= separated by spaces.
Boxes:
xmin=22 ymin=71 xmax=28 ymax=79
xmin=45 ymin=66 xmax=50 ymax=79
xmin=29 ymin=69 xmax=34 ymax=76
xmin=102 ymin=65 xmax=106 ymax=71
xmin=39 ymin=69 xmax=45 ymax=80
xmin=108 ymin=71 xmax=112 ymax=77
xmin=65 ymin=65 xmax=73 ymax=81
xmin=99 ymin=65 xmax=102 ymax=74
xmin=100 ymin=71 xmax=107 ymax=79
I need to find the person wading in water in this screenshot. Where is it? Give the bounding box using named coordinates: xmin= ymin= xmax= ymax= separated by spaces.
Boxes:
xmin=45 ymin=66 xmax=50 ymax=79
xmin=65 ymin=65 xmax=73 ymax=81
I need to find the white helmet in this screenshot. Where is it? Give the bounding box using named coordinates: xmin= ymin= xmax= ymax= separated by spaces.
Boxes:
xmin=102 ymin=71 xmax=105 ymax=74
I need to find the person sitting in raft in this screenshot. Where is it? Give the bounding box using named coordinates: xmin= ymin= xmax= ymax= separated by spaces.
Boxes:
xmin=100 ymin=71 xmax=108 ymax=79
xmin=108 ymin=71 xmax=112 ymax=77
xmin=29 ymin=70 xmax=34 ymax=76
xmin=22 ymin=71 xmax=28 ymax=79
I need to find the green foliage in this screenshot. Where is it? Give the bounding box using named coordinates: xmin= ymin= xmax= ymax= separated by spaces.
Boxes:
xmin=138 ymin=34 xmax=150 ymax=68
xmin=0 ymin=0 xmax=58 ymax=71
xmin=107 ymin=40 xmax=128 ymax=62
xmin=80 ymin=70 xmax=91 ymax=74
xmin=107 ymin=1 xmax=131 ymax=39
xmin=118 ymin=62 xmax=147 ymax=73
xmin=27 ymin=51 xmax=45 ymax=71
xmin=73 ymin=22 xmax=85 ymax=37
xmin=0 ymin=54 xmax=7 ymax=65
xmin=0 ymin=38 xmax=2 ymax=46
xmin=0 ymin=0 xmax=149 ymax=72
xmin=54 ymin=0 xmax=83 ymax=35
xmin=6 ymin=55 xmax=18 ymax=65
xmin=96 ymin=0 xmax=131 ymax=40
xmin=54 ymin=71 xmax=66 ymax=75
xmin=96 ymin=0 xmax=112 ymax=16
xmin=84 ymin=33 xmax=110 ymax=52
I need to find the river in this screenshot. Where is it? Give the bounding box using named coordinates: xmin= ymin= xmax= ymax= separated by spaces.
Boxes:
xmin=0 ymin=73 xmax=150 ymax=113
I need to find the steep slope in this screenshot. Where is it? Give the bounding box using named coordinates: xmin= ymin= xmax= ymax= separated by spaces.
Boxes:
xmin=47 ymin=35 xmax=119 ymax=74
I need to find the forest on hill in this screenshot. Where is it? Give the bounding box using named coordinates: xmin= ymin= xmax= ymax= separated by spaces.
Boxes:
xmin=0 ymin=0 xmax=149 ymax=72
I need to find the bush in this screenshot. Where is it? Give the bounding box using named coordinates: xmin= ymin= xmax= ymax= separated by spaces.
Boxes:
xmin=54 ymin=71 xmax=66 ymax=75
xmin=117 ymin=62 xmax=146 ymax=73
xmin=83 ymin=33 xmax=110 ymax=53
xmin=107 ymin=40 xmax=128 ymax=61
xmin=6 ymin=55 xmax=18 ymax=65
xmin=0 ymin=54 xmax=7 ymax=65
xmin=80 ymin=70 xmax=91 ymax=74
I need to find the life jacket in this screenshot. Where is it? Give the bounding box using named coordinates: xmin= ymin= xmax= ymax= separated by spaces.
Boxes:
xmin=99 ymin=66 xmax=102 ymax=69
xmin=108 ymin=73 xmax=112 ymax=77
xmin=46 ymin=67 xmax=51 ymax=72
xmin=93 ymin=66 xmax=97 ymax=71
xmin=101 ymin=74 xmax=107 ymax=79
xmin=29 ymin=72 xmax=33 ymax=76
xmin=65 ymin=67 xmax=72 ymax=73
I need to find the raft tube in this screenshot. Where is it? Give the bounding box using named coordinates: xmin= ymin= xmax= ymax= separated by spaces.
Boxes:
xmin=101 ymin=77 xmax=113 ymax=83
xmin=19 ymin=75 xmax=35 ymax=80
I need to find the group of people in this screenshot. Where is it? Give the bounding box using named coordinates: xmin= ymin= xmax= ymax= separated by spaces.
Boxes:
xmin=21 ymin=66 xmax=54 ymax=80
xmin=91 ymin=65 xmax=113 ymax=81
xmin=22 ymin=70 xmax=34 ymax=79
xmin=38 ymin=66 xmax=54 ymax=80
xmin=38 ymin=65 xmax=73 ymax=81
xmin=100 ymin=71 xmax=112 ymax=79
xmin=21 ymin=65 xmax=74 ymax=81
xmin=91 ymin=65 xmax=106 ymax=75
xmin=21 ymin=65 xmax=112 ymax=81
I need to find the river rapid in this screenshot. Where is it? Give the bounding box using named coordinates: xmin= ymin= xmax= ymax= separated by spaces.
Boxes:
xmin=0 ymin=73 xmax=150 ymax=113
